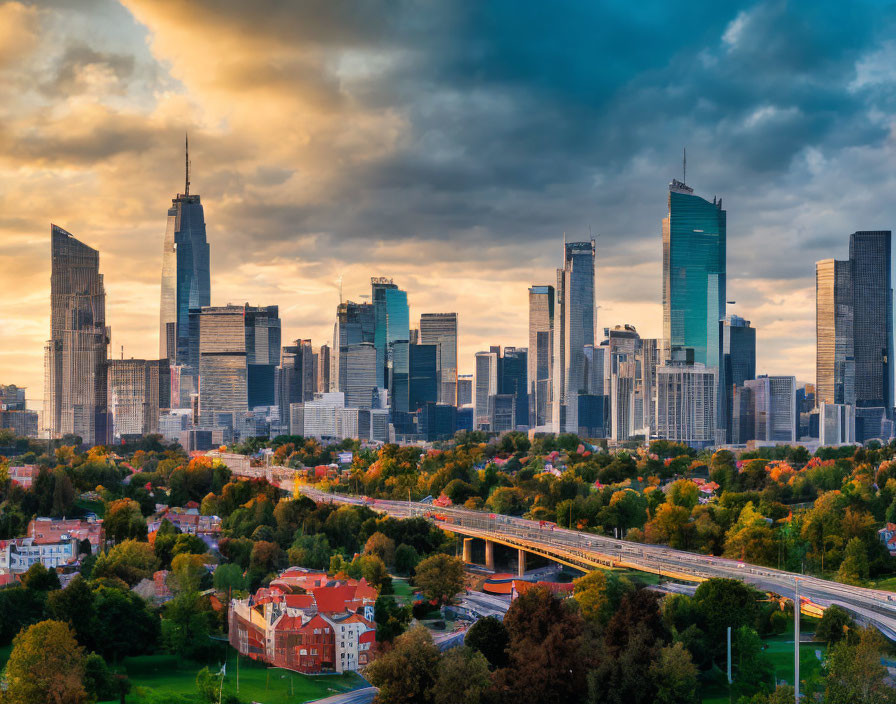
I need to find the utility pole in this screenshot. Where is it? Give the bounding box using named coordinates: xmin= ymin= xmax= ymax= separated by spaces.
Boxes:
xmin=794 ymin=577 xmax=800 ymax=702
xmin=727 ymin=626 xmax=732 ymax=685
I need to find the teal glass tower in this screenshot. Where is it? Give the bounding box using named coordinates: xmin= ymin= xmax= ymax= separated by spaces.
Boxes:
xmin=371 ymin=277 xmax=410 ymax=409
xmin=662 ymin=179 xmax=726 ymax=370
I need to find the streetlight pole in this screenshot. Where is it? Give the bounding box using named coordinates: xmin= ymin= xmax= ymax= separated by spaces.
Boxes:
xmin=794 ymin=577 xmax=800 ymax=703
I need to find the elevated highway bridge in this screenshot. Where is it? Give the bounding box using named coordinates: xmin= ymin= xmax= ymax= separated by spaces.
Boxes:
xmin=231 ymin=464 xmax=896 ymax=640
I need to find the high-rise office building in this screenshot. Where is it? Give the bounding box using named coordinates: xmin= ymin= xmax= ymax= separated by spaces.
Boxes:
xmin=655 ymin=352 xmax=718 ymax=448
xmin=528 ymin=285 xmax=554 ymax=427
xmin=409 ymin=343 xmax=438 ymax=412
xmin=849 ymin=231 xmax=893 ymax=411
xmin=474 ymin=350 xmax=499 ymax=429
xmin=637 ymin=338 xmax=663 ymax=434
xmin=819 ymin=402 xmax=855 ymax=446
xmin=316 ymin=344 xmax=331 ymax=394
xmin=332 ymin=301 xmax=375 ymax=393
xmin=0 ymin=385 xmax=39 ymax=438
xmin=816 ymin=258 xmax=855 ymax=407
xmin=457 ymin=374 xmax=473 ymax=406
xmin=419 ymin=313 xmax=458 ymax=405
xmin=344 ymin=343 xmax=377 ymax=409
xmin=721 ymin=315 xmax=757 ymax=442
xmin=371 ymin=278 xmax=410 ymax=392
xmin=499 ymin=347 xmax=528 ymax=430
xmin=159 ymin=138 xmax=210 ymax=406
xmin=488 ymin=394 xmax=516 ymax=433
xmin=107 ymin=359 xmax=171 ymax=440
xmin=738 ymin=375 xmax=796 ymax=443
xmin=662 ymin=178 xmax=726 ymax=416
xmin=552 ymin=240 xmax=596 ymax=433
xmin=43 ymin=225 xmax=110 ymax=445
xmin=277 ymin=339 xmax=313 ymax=433
xmin=198 ymin=304 xmax=279 ymax=421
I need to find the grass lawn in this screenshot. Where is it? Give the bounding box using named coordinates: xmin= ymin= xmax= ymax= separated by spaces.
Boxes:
xmin=75 ymin=498 xmax=106 ymax=517
xmin=389 ymin=577 xmax=417 ymax=604
xmin=700 ymin=620 xmax=825 ymax=703
xmin=867 ymin=576 xmax=896 ymax=592
xmin=107 ymin=652 xmax=364 ymax=704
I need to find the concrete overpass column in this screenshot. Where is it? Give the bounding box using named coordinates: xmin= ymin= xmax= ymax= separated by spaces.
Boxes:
xmin=485 ymin=540 xmax=495 ymax=571
xmin=517 ymin=548 xmax=526 ymax=576
xmin=462 ymin=538 xmax=473 ymax=564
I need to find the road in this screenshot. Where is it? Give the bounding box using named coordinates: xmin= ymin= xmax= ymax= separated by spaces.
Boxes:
xmin=237 ymin=466 xmax=896 ymax=640
xmin=307 ymin=686 xmax=378 ymax=704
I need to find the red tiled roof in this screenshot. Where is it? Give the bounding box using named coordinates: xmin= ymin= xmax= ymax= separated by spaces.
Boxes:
xmin=283 ymin=594 xmax=315 ymax=609
xmin=312 ymin=585 xmax=357 ymax=614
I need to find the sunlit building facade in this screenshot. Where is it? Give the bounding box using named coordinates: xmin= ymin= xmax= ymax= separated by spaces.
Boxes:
xmin=419 ymin=313 xmax=458 ymax=405
xmin=815 ymin=259 xmax=854 ymax=407
xmin=528 ymin=285 xmax=554 ymax=427
xmin=43 ymin=225 xmax=110 ymax=445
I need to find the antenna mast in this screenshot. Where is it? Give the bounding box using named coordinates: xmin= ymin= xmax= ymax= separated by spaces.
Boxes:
xmin=683 ymin=147 xmax=687 ymax=185
xmin=337 ymin=274 xmax=344 ymax=304
xmin=185 ymin=133 xmax=190 ymax=196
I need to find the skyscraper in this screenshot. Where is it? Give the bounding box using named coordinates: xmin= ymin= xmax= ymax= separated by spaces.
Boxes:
xmin=409 ymin=343 xmax=438 ymax=412
xmin=655 ymin=354 xmax=718 ymax=448
xmin=43 ymin=225 xmax=110 ymax=445
xmin=499 ymin=346 xmax=528 ymax=430
xmin=277 ymin=339 xmax=313 ymax=433
xmin=419 ymin=313 xmax=458 ymax=405
xmin=849 ymin=231 xmax=893 ymax=411
xmin=316 ymin=344 xmax=331 ymax=394
xmin=721 ymin=315 xmax=757 ymax=442
xmin=197 ymin=304 xmax=279 ymax=421
xmin=662 ymin=178 xmax=726 ymax=374
xmin=107 ymin=359 xmax=171 ymax=440
xmin=371 ymin=278 xmax=409 ymax=391
xmin=474 ymin=350 xmax=499 ymax=429
xmin=552 ymin=239 xmax=596 ymax=433
xmin=816 ymin=259 xmax=855 ymax=406
xmin=332 ymin=301 xmax=375 ymax=393
xmin=159 ymin=137 xmax=210 ymax=407
xmin=528 ymin=285 xmax=554 ymax=427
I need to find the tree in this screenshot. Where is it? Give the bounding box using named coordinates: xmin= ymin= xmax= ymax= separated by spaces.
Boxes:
xmin=414 ymin=554 xmax=464 ymax=603
xmin=288 ymin=534 xmax=331 ymax=570
xmin=93 ymin=539 xmax=159 ymax=585
xmin=169 ymin=553 xmax=211 ymax=594
xmin=171 ymin=533 xmax=208 ymax=558
xmin=433 ymin=646 xmax=492 ymax=704
xmin=465 ymin=615 xmax=509 ymax=669
xmin=692 ymin=579 xmax=761 ymax=649
xmin=668 ymin=480 xmax=699 ymax=510
xmin=366 ymin=625 xmax=441 ymax=704
xmin=733 ymin=626 xmax=774 ymax=694
xmin=5 ymin=620 xmax=86 ymax=704
xmin=815 ymin=604 xmax=856 ymax=646
xmin=83 ymin=652 xmax=128 ymax=703
xmin=90 ymin=584 xmax=160 ymax=661
xmin=21 ymin=562 xmax=62 ymax=591
xmin=47 ymin=575 xmax=95 ymax=647
xmin=495 ymin=586 xmax=586 ymax=704
xmin=161 ymin=592 xmax=216 ymax=661
xmin=824 ymin=626 xmax=896 ymax=704
xmin=213 ymin=563 xmax=247 ymax=593
xmin=836 ymin=537 xmax=869 ymax=585
xmin=650 ymin=642 xmax=698 ymax=704
xmin=360 ymin=554 xmax=390 ymax=590
xmin=364 ymin=531 xmax=396 ymax=566
xmin=104 ymin=499 xmax=148 ymax=543
xmin=722 ymin=502 xmax=777 ymax=566
xmin=374 ymin=595 xmax=411 ymax=643
xmin=394 ymin=543 xmax=420 ymax=576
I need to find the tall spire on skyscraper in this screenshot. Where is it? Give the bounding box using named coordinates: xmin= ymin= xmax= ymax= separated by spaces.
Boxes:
xmin=185 ymin=133 xmax=190 ymax=196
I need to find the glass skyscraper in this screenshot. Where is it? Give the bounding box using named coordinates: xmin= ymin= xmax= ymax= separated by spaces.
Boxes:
xmin=552 ymin=240 xmax=596 ymax=432
xmin=43 ymin=225 xmax=110 ymax=445
xmin=419 ymin=313 xmax=458 ymax=405
xmin=409 ymin=343 xmax=438 ymax=412
xmin=159 ymin=139 xmax=210 ymax=407
xmin=721 ymin=315 xmax=756 ymax=442
xmin=849 ymin=231 xmax=893 ymax=411
xmin=499 ymin=346 xmax=528 ymax=430
xmin=816 ymin=259 xmax=855 ymax=407
xmin=662 ymin=180 xmax=726 ymax=370
xmin=371 ymin=278 xmax=410 ymax=393
xmin=528 ymin=285 xmax=554 ymax=427
xmin=332 ymin=300 xmax=375 ymax=395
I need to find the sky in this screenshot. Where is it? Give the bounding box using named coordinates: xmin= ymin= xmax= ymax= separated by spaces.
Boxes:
xmin=3 ymin=0 xmax=896 ymax=410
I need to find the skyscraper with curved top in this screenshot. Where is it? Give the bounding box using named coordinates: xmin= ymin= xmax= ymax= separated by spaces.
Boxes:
xmin=159 ymin=137 xmax=210 ymax=406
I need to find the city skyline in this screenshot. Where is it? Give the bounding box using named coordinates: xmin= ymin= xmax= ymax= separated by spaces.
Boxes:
xmin=6 ymin=1 xmax=896 ymax=408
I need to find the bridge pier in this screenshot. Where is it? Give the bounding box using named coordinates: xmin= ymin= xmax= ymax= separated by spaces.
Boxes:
xmin=485 ymin=539 xmax=495 ymax=571
xmin=462 ymin=538 xmax=473 ymax=564
xmin=517 ymin=549 xmax=526 ymax=576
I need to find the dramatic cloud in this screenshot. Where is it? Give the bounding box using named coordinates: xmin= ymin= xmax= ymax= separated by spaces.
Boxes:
xmin=3 ymin=0 xmax=896 ymax=409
